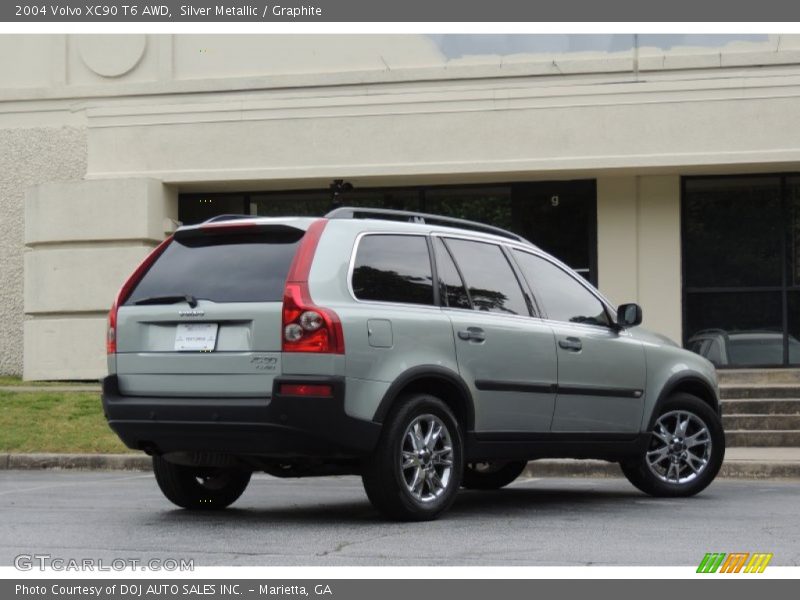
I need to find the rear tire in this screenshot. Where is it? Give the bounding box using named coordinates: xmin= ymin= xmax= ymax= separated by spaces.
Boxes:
xmin=362 ymin=393 xmax=464 ymax=521
xmin=621 ymin=393 xmax=724 ymax=497
xmin=462 ymin=461 xmax=527 ymax=490
xmin=152 ymin=456 xmax=251 ymax=510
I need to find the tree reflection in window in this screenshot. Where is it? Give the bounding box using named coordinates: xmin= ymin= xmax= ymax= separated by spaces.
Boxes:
xmin=352 ymin=265 xmax=434 ymax=305
xmin=444 ymin=238 xmax=529 ymax=316
xmin=351 ymin=235 xmax=435 ymax=306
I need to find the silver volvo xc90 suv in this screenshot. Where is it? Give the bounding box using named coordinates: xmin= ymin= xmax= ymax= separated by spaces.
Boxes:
xmin=103 ymin=207 xmax=724 ymax=520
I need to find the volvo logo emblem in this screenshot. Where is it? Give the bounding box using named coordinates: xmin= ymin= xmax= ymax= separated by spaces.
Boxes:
xmin=179 ymin=310 xmax=205 ymax=317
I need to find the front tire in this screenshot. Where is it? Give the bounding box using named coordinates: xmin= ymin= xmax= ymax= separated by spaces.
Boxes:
xmin=462 ymin=461 xmax=527 ymax=490
xmin=362 ymin=393 xmax=464 ymax=521
xmin=152 ymin=456 xmax=251 ymax=510
xmin=621 ymin=393 xmax=724 ymax=497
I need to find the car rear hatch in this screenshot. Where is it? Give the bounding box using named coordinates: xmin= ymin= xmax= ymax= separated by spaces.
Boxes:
xmin=114 ymin=219 xmax=312 ymax=398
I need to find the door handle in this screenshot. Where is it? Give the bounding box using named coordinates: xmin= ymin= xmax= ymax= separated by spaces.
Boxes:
xmin=457 ymin=327 xmax=486 ymax=343
xmin=558 ymin=336 xmax=582 ymax=351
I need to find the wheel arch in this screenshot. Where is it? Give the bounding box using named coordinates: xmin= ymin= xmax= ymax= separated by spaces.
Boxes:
xmin=647 ymin=373 xmax=720 ymax=430
xmin=373 ymin=365 xmax=475 ymax=432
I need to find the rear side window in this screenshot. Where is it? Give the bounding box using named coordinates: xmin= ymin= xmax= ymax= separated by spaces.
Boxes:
xmin=125 ymin=231 xmax=302 ymax=305
xmin=444 ymin=238 xmax=528 ymax=315
xmin=352 ymin=235 xmax=434 ymax=305
xmin=433 ymin=238 xmax=471 ymax=309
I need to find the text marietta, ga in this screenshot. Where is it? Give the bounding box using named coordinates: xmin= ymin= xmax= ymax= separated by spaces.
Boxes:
xmin=181 ymin=5 xmax=323 ymax=17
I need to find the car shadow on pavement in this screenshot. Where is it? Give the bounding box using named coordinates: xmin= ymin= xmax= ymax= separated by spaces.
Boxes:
xmin=145 ymin=482 xmax=680 ymax=525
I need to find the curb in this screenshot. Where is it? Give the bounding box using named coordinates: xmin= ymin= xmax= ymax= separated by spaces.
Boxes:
xmin=1 ymin=454 xmax=799 ymax=479
xmin=0 ymin=386 xmax=101 ymax=393
xmin=522 ymin=459 xmax=800 ymax=480
xmin=1 ymin=453 xmax=152 ymax=471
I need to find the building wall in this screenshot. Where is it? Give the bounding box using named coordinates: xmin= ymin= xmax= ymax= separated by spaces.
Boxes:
xmin=5 ymin=34 xmax=800 ymax=378
xmin=0 ymin=126 xmax=87 ymax=376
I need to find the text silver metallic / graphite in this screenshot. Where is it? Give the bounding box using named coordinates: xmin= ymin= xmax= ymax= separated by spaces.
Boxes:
xmin=179 ymin=5 xmax=323 ymax=18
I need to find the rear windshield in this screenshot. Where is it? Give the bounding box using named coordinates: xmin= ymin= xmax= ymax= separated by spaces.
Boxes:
xmin=125 ymin=231 xmax=303 ymax=305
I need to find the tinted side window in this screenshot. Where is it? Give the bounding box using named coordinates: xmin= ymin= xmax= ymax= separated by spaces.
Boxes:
xmin=445 ymin=239 xmax=528 ymax=315
xmin=126 ymin=231 xmax=302 ymax=304
xmin=352 ymin=235 xmax=434 ymax=305
xmin=433 ymin=238 xmax=471 ymax=309
xmin=513 ymin=250 xmax=610 ymax=326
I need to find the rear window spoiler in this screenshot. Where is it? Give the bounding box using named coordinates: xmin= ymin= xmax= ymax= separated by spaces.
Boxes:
xmin=175 ymin=221 xmax=307 ymax=241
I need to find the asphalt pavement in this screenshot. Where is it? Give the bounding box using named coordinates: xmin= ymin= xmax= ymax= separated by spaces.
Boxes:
xmin=1 ymin=471 xmax=798 ymax=566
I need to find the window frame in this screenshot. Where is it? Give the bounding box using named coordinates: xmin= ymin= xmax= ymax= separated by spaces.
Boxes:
xmin=346 ymin=231 xmax=440 ymax=309
xmin=433 ymin=233 xmax=536 ymax=319
xmin=510 ymin=247 xmax=616 ymax=330
xmin=432 ymin=236 xmax=473 ymax=310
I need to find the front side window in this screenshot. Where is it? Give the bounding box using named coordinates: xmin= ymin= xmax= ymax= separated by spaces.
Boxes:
xmin=351 ymin=235 xmax=434 ymax=305
xmin=444 ymin=238 xmax=528 ymax=315
xmin=514 ymin=250 xmax=610 ymax=326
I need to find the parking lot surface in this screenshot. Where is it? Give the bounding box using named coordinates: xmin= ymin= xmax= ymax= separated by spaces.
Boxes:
xmin=1 ymin=471 xmax=797 ymax=566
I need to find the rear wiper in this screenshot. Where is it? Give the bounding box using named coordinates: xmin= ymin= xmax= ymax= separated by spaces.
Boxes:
xmin=134 ymin=294 xmax=199 ymax=308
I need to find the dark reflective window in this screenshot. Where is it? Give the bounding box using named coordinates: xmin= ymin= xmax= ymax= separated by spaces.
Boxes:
xmin=352 ymin=235 xmax=434 ymax=305
xmin=179 ymin=180 xmax=599 ymax=283
xmin=179 ymin=194 xmax=248 ymax=226
xmin=511 ymin=181 xmax=597 ymax=284
xmin=433 ymin=238 xmax=471 ymax=309
xmin=683 ymin=175 xmax=800 ymax=367
xmin=444 ymin=239 xmax=528 ymax=315
xmin=788 ymin=292 xmax=800 ymax=365
xmin=425 ymin=187 xmax=513 ymax=230
xmin=513 ymin=250 xmax=609 ymax=326
xmin=251 ymin=191 xmax=329 ymax=218
xmin=126 ymin=231 xmax=302 ymax=304
xmin=683 ymin=177 xmax=782 ymax=288
xmin=684 ymin=292 xmax=783 ymax=367
xmin=788 ymin=178 xmax=800 ymax=289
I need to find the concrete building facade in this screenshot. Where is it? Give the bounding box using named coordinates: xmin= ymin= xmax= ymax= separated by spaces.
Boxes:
xmin=2 ymin=33 xmax=800 ymax=379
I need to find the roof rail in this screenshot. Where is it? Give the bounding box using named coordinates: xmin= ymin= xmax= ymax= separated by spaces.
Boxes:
xmin=325 ymin=206 xmax=529 ymax=244
xmin=202 ymin=214 xmax=256 ymax=224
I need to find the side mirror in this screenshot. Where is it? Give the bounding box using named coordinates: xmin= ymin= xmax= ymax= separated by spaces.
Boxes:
xmin=616 ymin=303 xmax=642 ymax=328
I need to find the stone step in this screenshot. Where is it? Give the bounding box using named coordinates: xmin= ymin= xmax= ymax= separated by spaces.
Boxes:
xmin=717 ymin=369 xmax=800 ymax=386
xmin=721 ymin=398 xmax=800 ymax=415
xmin=725 ymin=430 xmax=800 ymax=447
xmin=723 ymin=414 xmax=800 ymax=430
xmin=719 ymin=384 xmax=800 ymax=399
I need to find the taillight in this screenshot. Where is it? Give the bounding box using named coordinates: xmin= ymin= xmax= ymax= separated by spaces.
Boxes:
xmin=281 ymin=219 xmax=344 ymax=354
xmin=106 ymin=236 xmax=173 ymax=355
xmin=106 ymin=300 xmax=118 ymax=354
xmin=282 ymin=283 xmax=344 ymax=353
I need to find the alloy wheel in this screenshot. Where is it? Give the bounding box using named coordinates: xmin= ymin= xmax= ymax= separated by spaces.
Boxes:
xmin=400 ymin=414 xmax=454 ymax=503
xmin=646 ymin=410 xmax=713 ymax=484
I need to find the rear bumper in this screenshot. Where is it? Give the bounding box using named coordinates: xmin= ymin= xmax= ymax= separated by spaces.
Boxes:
xmin=102 ymin=375 xmax=380 ymax=458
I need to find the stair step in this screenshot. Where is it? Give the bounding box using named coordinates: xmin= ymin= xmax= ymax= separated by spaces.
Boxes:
xmin=721 ymin=398 xmax=800 ymax=415
xmin=725 ymin=430 xmax=800 ymax=447
xmin=719 ymin=384 xmax=800 ymax=399
xmin=723 ymin=414 xmax=800 ymax=430
xmin=717 ymin=369 xmax=800 ymax=386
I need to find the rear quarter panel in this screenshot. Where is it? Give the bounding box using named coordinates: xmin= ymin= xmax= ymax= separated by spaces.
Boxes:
xmin=306 ymin=222 xmax=458 ymax=422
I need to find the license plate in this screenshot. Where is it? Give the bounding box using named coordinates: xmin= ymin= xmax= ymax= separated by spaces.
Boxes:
xmin=174 ymin=323 xmax=218 ymax=352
